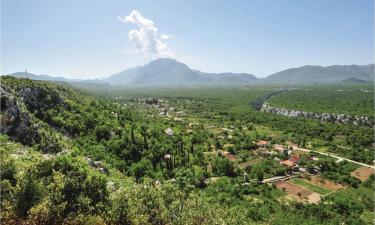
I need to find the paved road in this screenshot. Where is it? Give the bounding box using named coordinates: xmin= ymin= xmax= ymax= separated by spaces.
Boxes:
xmin=292 ymin=147 xmax=375 ymax=169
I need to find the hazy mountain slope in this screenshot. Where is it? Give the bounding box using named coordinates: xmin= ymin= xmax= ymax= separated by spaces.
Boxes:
xmin=9 ymin=71 xmax=80 ymax=82
xmin=8 ymin=72 xmax=107 ymax=85
xmin=342 ymin=77 xmax=370 ymax=83
xmin=104 ymin=66 xmax=142 ymax=85
xmin=263 ymin=64 xmax=374 ymax=84
xmin=104 ymin=58 xmax=257 ymax=86
xmin=6 ymin=60 xmax=373 ymax=86
xmin=128 ymin=58 xmax=209 ymax=86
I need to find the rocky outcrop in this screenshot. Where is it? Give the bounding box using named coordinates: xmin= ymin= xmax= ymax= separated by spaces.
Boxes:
xmin=1 ymin=85 xmax=42 ymax=145
xmin=261 ymin=102 xmax=374 ymax=127
xmin=251 ymin=90 xmax=288 ymax=110
xmin=1 ymin=83 xmax=63 ymax=153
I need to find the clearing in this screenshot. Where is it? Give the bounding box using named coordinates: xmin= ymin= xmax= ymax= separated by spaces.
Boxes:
xmin=275 ymin=181 xmax=321 ymax=203
xmin=289 ymin=178 xmax=331 ymax=195
xmin=350 ymin=166 xmax=374 ymax=181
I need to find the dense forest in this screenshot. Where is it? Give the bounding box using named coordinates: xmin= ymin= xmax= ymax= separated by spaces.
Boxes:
xmin=268 ymin=86 xmax=374 ymax=118
xmin=1 ymin=76 xmax=374 ymax=224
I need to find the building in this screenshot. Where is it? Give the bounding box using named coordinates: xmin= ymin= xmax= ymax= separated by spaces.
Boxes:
xmin=257 ymin=140 xmax=269 ymax=147
xmin=281 ymin=156 xmax=300 ymax=167
xmin=274 ymin=144 xmax=285 ymax=153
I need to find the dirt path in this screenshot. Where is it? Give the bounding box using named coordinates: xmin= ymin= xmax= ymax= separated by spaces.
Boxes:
xmin=292 ymin=147 xmax=375 ymax=169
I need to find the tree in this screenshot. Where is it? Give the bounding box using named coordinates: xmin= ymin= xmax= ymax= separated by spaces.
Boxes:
xmin=16 ymin=175 xmax=43 ymax=218
xmin=130 ymin=159 xmax=153 ymax=182
xmin=94 ymin=124 xmax=111 ymax=141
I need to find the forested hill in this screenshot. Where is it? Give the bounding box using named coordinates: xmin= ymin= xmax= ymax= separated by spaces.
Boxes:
xmin=1 ymin=76 xmax=374 ymax=224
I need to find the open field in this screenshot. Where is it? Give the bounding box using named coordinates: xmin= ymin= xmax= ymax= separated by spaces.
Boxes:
xmin=275 ymin=181 xmax=321 ymax=203
xmin=289 ymin=178 xmax=331 ymax=195
xmin=350 ymin=166 xmax=375 ymax=181
xmin=308 ymin=175 xmax=344 ymax=191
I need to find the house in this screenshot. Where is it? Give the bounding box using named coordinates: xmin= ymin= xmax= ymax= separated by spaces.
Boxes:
xmin=257 ymin=140 xmax=269 ymax=147
xmin=274 ymin=144 xmax=285 ymax=153
xmin=281 ymin=156 xmax=300 ymax=167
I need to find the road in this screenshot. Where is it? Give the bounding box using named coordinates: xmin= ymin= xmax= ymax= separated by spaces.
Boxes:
xmin=292 ymin=147 xmax=375 ymax=169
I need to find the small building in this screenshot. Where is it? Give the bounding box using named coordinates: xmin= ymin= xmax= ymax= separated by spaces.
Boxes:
xmin=257 ymin=140 xmax=269 ymax=147
xmin=281 ymin=156 xmax=300 ymax=167
xmin=274 ymin=144 xmax=285 ymax=153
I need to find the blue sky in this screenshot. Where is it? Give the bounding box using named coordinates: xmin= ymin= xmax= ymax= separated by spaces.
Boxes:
xmin=1 ymin=0 xmax=374 ymax=79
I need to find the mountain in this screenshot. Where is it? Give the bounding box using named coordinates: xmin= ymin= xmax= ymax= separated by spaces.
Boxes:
xmin=104 ymin=58 xmax=257 ymax=86
xmin=6 ymin=60 xmax=374 ymax=86
xmin=342 ymin=77 xmax=370 ymax=83
xmin=7 ymin=71 xmax=108 ymax=85
xmin=9 ymin=71 xmax=79 ymax=82
xmin=262 ymin=64 xmax=374 ymax=84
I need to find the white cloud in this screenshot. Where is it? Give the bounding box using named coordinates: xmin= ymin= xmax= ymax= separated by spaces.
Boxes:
xmin=118 ymin=10 xmax=174 ymax=58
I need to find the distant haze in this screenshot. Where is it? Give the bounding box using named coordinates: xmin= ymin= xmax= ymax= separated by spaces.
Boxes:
xmin=7 ymin=58 xmax=374 ymax=87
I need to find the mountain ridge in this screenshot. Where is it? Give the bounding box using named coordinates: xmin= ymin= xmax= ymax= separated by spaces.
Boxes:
xmin=5 ymin=58 xmax=374 ymax=86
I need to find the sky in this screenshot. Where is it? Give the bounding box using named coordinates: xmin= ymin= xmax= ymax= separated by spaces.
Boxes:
xmin=1 ymin=0 xmax=374 ymax=79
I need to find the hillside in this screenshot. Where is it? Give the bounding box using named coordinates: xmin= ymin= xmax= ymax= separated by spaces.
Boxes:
xmin=342 ymin=77 xmax=370 ymax=83
xmin=1 ymin=77 xmax=374 ymax=224
xmin=263 ymin=64 xmax=374 ymax=84
xmin=9 ymin=71 xmax=108 ymax=85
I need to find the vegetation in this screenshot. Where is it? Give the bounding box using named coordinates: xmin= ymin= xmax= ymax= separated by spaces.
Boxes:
xmin=268 ymin=86 xmax=374 ymax=118
xmin=0 ymin=77 xmax=373 ymax=224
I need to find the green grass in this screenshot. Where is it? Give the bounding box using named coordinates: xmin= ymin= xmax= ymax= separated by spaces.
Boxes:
xmin=290 ymin=178 xmax=331 ymax=195
xmin=271 ymin=188 xmax=288 ymax=198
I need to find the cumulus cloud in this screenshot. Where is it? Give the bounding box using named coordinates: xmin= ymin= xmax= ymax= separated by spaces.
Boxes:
xmin=118 ymin=10 xmax=174 ymax=57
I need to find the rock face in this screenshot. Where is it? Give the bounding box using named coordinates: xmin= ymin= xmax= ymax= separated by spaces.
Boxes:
xmin=261 ymin=102 xmax=374 ymax=127
xmin=1 ymin=80 xmax=63 ymax=153
xmin=1 ymin=85 xmax=42 ymax=145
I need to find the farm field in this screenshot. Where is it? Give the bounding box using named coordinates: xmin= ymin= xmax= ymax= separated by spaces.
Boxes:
xmin=351 ymin=166 xmax=375 ymax=181
xmin=289 ymin=178 xmax=331 ymax=195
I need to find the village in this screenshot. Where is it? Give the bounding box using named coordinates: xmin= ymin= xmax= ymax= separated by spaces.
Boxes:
xmin=135 ymin=96 xmax=375 ymax=205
